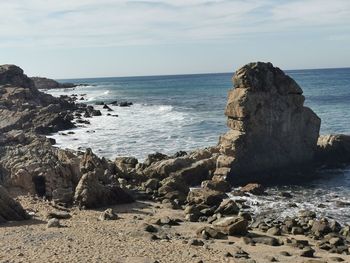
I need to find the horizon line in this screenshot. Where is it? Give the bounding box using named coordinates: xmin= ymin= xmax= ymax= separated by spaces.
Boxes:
xmin=56 ymin=65 xmax=350 ymax=81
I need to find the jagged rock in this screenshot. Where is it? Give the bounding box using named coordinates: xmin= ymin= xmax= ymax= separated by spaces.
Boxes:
xmin=115 ymin=157 xmax=138 ymax=174
xmin=215 ymin=199 xmax=240 ymax=215
xmin=0 ymin=65 xmax=34 ymax=89
xmin=213 ymin=216 xmax=248 ymax=236
xmin=0 ymin=65 xmax=76 ymax=134
xmin=143 ymin=178 xmax=160 ymax=191
xmin=31 ymin=77 xmax=77 ymax=90
xmin=143 ymin=157 xmax=192 ymax=179
xmin=74 ymin=172 xmax=134 ymax=209
xmin=240 ymin=183 xmax=265 ymax=195
xmin=316 ymin=134 xmax=350 ymax=165
xmin=143 ymin=152 xmax=169 ymax=167
xmin=214 ymin=62 xmax=321 ymax=182
xmin=187 ymin=188 xmax=226 ymax=206
xmin=0 ymin=134 xmax=80 ymax=203
xmin=0 ymin=185 xmax=28 ymax=223
xmin=169 ymin=157 xmax=217 ymax=186
xmin=201 ymin=180 xmax=231 ymax=192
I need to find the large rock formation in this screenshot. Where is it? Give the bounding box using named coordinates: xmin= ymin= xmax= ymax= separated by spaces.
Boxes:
xmin=0 ymin=65 xmax=75 ymax=134
xmin=31 ymin=77 xmax=76 ymax=90
xmin=0 ymin=65 xmax=34 ymax=90
xmin=214 ymin=62 xmax=321 ymax=182
xmin=0 ymin=65 xmax=133 ymax=208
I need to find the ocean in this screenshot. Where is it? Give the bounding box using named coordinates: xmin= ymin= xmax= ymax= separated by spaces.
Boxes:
xmin=47 ymin=67 xmax=350 ymax=223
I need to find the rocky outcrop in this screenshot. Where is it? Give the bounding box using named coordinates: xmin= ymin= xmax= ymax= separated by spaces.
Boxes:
xmin=0 ymin=133 xmax=81 ymax=204
xmin=74 ymin=172 xmax=134 ymax=209
xmin=31 ymin=77 xmax=76 ymax=90
xmin=214 ymin=62 xmax=321 ymax=182
xmin=0 ymin=65 xmax=133 ymax=208
xmin=0 ymin=65 xmax=34 ymax=90
xmin=316 ymin=134 xmax=350 ymax=165
xmin=0 ymin=185 xmax=28 ymax=223
xmin=0 ymin=65 xmax=76 ymax=134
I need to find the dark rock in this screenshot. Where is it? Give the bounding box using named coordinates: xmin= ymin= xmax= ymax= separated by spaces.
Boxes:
xmin=300 ymin=247 xmax=315 ymax=258
xmin=0 ymin=185 xmax=28 ymax=223
xmin=103 ymin=104 xmax=113 ymax=111
xmin=250 ymin=236 xmax=280 ymax=246
xmin=188 ymin=239 xmax=204 ymax=246
xmin=267 ymin=226 xmax=282 ymax=236
xmin=47 ymin=211 xmax=71 ymax=220
xmin=240 ymin=183 xmax=265 ymax=195
xmin=215 ymin=199 xmax=240 ymax=215
xmin=316 ymin=134 xmax=350 ymax=165
xmin=144 ymin=224 xmax=158 ymax=233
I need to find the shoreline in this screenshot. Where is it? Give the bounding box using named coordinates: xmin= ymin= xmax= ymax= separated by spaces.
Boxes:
xmin=1 ymin=189 xmax=349 ymax=263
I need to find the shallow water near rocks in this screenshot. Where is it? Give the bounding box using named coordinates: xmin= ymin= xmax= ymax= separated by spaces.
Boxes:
xmin=47 ymin=68 xmax=350 ymax=223
xmin=230 ymin=167 xmax=350 ymax=225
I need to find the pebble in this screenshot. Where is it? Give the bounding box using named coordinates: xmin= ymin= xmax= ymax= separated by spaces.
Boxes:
xmin=47 ymin=218 xmax=60 ymax=228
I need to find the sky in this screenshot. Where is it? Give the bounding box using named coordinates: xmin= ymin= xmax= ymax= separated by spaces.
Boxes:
xmin=0 ymin=0 xmax=350 ymax=79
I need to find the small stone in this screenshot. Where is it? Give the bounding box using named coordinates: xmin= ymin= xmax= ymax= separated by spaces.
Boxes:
xmin=279 ymin=251 xmax=291 ymax=256
xmin=98 ymin=208 xmax=118 ymax=221
xmin=189 ymin=239 xmax=204 ymax=246
xmin=266 ymin=256 xmax=278 ymax=262
xmin=329 ymin=237 xmax=342 ymax=246
xmin=267 ymin=226 xmax=282 ymax=236
xmin=47 ymin=211 xmax=71 ymax=219
xmin=300 ymin=247 xmax=315 ymax=258
xmin=144 ymin=224 xmax=158 ymax=233
xmin=47 ymin=218 xmax=60 ymax=228
xmin=329 ymin=257 xmax=345 ymax=262
xmin=291 ymin=226 xmax=304 ymax=235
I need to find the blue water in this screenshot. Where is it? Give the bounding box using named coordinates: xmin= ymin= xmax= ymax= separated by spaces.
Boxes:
xmin=60 ymin=67 xmax=350 ymax=136
xmin=47 ymin=67 xmax=350 ymax=223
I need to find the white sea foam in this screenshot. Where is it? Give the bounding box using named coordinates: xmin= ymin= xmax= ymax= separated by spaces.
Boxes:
xmin=229 ymin=174 xmax=350 ymax=224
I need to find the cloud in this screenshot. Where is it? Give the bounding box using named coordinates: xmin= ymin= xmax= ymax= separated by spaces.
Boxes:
xmin=0 ymin=0 xmax=349 ymax=48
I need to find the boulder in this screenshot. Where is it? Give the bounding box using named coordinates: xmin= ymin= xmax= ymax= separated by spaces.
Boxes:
xmin=74 ymin=172 xmax=134 ymax=209
xmin=240 ymin=183 xmax=265 ymax=195
xmin=215 ymin=199 xmax=240 ymax=215
xmin=0 ymin=185 xmax=28 ymax=223
xmin=214 ymin=62 xmax=321 ymax=182
xmin=0 ymin=134 xmax=80 ymax=203
xmin=201 ymin=180 xmax=231 ymax=192
xmin=213 ymin=216 xmax=248 ymax=236
xmin=316 ymin=134 xmax=350 ymax=165
xmin=187 ymin=188 xmax=227 ymax=206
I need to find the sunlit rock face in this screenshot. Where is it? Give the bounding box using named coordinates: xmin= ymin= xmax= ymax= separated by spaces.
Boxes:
xmin=214 ymin=62 xmax=321 ymax=182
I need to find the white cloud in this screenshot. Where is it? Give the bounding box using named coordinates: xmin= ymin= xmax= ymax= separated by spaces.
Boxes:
xmin=0 ymin=0 xmax=349 ymax=48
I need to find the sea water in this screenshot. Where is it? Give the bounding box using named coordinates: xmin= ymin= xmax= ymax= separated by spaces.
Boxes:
xmin=46 ymin=68 xmax=350 ymax=223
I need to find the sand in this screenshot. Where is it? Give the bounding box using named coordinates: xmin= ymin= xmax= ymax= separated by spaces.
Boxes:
xmin=1 ymin=191 xmax=349 ymax=263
